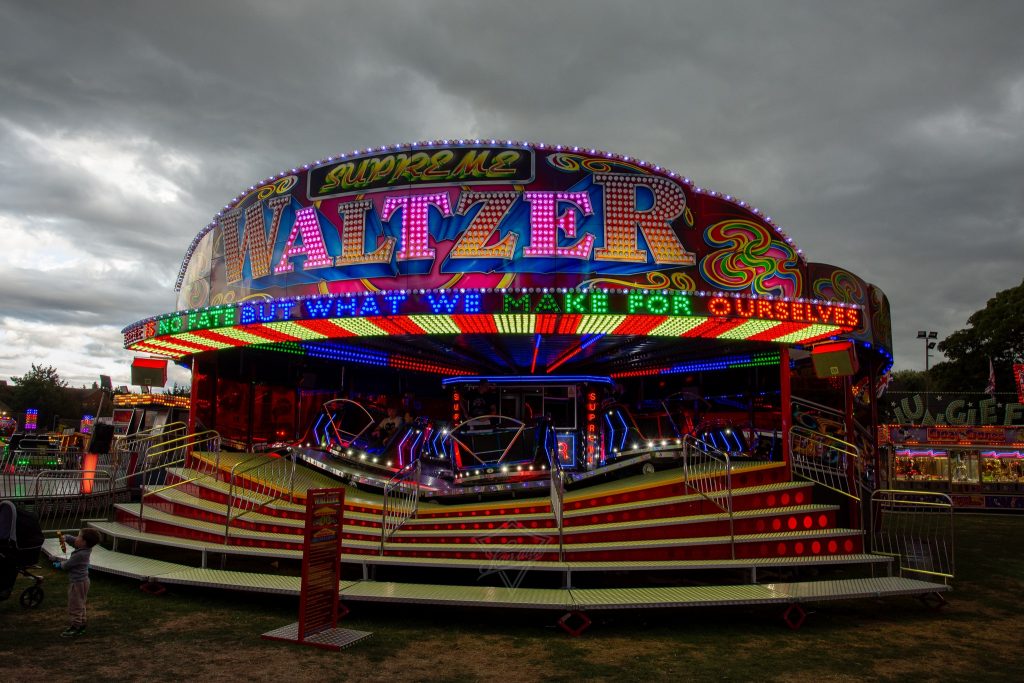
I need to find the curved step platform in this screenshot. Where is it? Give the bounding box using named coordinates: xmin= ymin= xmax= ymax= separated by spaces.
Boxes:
xmin=64 ymin=451 xmax=951 ymax=629
xmin=42 ymin=537 xmax=948 ymax=634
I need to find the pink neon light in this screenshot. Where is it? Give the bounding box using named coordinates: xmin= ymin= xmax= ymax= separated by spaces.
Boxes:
xmin=273 ymin=207 xmax=334 ymax=274
xmin=523 ymin=191 xmax=594 ymax=258
xmin=896 ymin=449 xmax=948 ymax=457
xmin=382 ymin=193 xmax=452 ymax=261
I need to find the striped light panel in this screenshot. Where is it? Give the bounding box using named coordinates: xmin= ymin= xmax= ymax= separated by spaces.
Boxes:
xmin=127 ymin=313 xmax=852 ymax=364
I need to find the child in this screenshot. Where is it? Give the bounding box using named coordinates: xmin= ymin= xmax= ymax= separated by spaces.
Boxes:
xmin=53 ymin=528 xmax=101 ymax=637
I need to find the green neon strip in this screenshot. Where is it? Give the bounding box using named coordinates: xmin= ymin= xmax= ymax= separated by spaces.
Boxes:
xmin=715 ymin=320 xmax=784 ymax=340
xmin=494 ymin=314 xmax=535 ymax=335
xmin=330 ymin=317 xmax=387 ymax=336
xmin=175 ymin=332 xmax=236 ymax=349
xmin=264 ymin=320 xmax=328 ymax=340
xmin=211 ymin=327 xmax=275 ymax=344
xmin=407 ymin=315 xmax=460 ymax=334
xmin=773 ymin=324 xmax=844 ymax=344
xmin=140 ymin=337 xmax=201 ymax=354
xmin=250 ymin=341 xmax=305 ymax=356
xmin=577 ymin=314 xmax=626 ymax=334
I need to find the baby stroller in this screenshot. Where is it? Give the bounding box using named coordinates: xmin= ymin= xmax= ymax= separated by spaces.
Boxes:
xmin=0 ymin=500 xmax=46 ymax=608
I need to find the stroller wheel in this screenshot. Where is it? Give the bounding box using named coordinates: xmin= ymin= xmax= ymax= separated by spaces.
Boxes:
xmin=20 ymin=584 xmax=44 ymax=609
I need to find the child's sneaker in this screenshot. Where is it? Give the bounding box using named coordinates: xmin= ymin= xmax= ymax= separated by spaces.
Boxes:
xmin=60 ymin=627 xmax=78 ymax=637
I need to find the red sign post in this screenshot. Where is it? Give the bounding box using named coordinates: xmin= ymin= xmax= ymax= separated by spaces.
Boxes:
xmin=262 ymin=487 xmax=372 ymax=650
xmin=298 ymin=488 xmax=345 ymax=640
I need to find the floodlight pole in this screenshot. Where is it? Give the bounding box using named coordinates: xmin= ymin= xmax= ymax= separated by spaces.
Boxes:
xmin=917 ymin=331 xmax=938 ymax=418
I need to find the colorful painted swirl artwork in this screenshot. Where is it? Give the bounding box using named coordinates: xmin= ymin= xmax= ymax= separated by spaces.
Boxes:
xmin=699 ymin=219 xmax=801 ymax=297
xmin=812 ymin=268 xmax=865 ymax=305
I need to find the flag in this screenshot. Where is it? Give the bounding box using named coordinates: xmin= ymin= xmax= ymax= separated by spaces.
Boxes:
xmin=985 ymin=357 xmax=996 ymax=396
xmin=876 ymin=371 xmax=892 ymax=398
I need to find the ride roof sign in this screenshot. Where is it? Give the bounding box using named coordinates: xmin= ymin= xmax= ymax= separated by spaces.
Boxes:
xmin=176 ymin=143 xmax=817 ymax=307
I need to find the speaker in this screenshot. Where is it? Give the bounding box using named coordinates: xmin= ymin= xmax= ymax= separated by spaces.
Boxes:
xmin=811 ymin=341 xmax=859 ymax=378
xmin=131 ymin=357 xmax=167 ymax=387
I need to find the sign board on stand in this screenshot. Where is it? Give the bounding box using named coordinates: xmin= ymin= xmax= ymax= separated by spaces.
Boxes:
xmin=261 ymin=487 xmax=371 ymax=650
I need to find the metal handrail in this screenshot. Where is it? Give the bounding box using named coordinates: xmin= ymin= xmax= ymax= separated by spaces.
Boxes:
xmin=791 ymin=395 xmax=846 ymax=421
xmin=681 ymin=435 xmax=734 ymax=559
xmin=223 ymin=452 xmax=296 ymax=543
xmin=109 ymin=421 xmax=189 ymax=484
xmin=870 ymin=489 xmax=954 ymax=583
xmin=142 ymin=429 xmax=221 ymax=462
xmin=135 ymin=431 xmax=221 ymax=525
xmin=549 ymin=455 xmax=565 ymax=562
xmin=380 ymin=458 xmax=421 ymax=554
xmin=789 ymin=425 xmax=861 ymax=501
xmin=113 ymin=421 xmax=188 ymax=456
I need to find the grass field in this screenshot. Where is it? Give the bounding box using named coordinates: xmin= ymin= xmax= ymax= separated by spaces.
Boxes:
xmin=2 ymin=514 xmax=1022 ymax=682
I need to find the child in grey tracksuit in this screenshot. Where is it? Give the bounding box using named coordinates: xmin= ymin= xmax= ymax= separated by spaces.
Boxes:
xmin=53 ymin=528 xmax=101 ymax=637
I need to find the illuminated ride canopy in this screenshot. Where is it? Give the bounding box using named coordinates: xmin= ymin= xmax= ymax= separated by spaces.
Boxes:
xmin=122 ymin=140 xmax=892 ymax=379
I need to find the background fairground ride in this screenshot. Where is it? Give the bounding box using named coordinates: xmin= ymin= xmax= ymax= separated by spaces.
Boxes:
xmin=8 ymin=142 xmax=954 ymax=629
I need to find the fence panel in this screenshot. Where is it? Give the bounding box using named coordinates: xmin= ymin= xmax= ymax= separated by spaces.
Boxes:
xmin=871 ymin=489 xmax=954 ymax=583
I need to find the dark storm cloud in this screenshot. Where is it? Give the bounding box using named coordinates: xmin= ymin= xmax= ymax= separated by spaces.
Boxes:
xmin=1 ymin=0 xmax=1022 ymax=386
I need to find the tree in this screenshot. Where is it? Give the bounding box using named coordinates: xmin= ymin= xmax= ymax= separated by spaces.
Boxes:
xmin=8 ymin=364 xmax=80 ymax=431
xmin=165 ymin=382 xmax=191 ymax=396
xmin=931 ymin=278 xmax=1024 ymax=391
xmin=886 ymin=369 xmax=928 ymax=393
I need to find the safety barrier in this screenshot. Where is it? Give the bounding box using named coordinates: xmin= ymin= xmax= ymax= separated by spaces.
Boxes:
xmin=28 ymin=469 xmax=115 ymax=533
xmin=223 ymin=453 xmax=297 ymax=542
xmin=134 ymin=431 xmax=221 ymax=525
xmin=110 ymin=422 xmax=188 ymax=481
xmin=681 ymin=435 xmax=734 ymax=558
xmin=871 ymin=489 xmax=954 ymax=583
xmin=789 ymin=426 xmax=861 ymax=501
xmin=380 ymin=458 xmax=421 ymax=553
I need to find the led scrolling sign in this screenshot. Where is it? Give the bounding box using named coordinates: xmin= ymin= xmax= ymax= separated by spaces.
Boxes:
xmin=125 ymin=289 xmax=859 ymax=355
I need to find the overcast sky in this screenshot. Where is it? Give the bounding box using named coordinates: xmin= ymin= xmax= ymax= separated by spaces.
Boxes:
xmin=1 ymin=0 xmax=1022 ymax=390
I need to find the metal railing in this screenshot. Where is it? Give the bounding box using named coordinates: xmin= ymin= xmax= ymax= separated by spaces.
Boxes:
xmin=549 ymin=456 xmax=565 ymax=562
xmin=871 ymin=489 xmax=954 ymax=583
xmin=789 ymin=426 xmax=862 ymax=501
xmin=110 ymin=421 xmax=188 ymax=478
xmin=133 ymin=430 xmax=221 ymax=526
xmin=380 ymin=458 xmax=421 ymax=554
xmin=682 ymin=435 xmax=735 ymax=559
xmin=791 ymin=395 xmax=846 ymax=422
xmin=223 ymin=453 xmax=297 ymax=542
xmin=28 ymin=470 xmax=115 ymax=533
